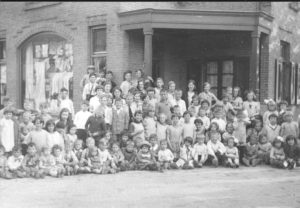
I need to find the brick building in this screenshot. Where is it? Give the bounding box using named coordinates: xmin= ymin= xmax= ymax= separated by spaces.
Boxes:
xmin=0 ymin=2 xmax=300 ymax=112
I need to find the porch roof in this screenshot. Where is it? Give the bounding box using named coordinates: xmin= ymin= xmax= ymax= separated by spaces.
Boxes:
xmin=118 ymin=8 xmax=274 ymax=34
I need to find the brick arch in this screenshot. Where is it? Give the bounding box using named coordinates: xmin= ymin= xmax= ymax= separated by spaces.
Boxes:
xmin=15 ymin=23 xmax=75 ymax=48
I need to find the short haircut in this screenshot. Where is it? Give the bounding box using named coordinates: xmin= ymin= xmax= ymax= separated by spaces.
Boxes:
xmin=33 ymin=117 xmax=44 ymax=125
xmin=60 ymin=87 xmax=68 ymax=92
xmin=27 ymin=142 xmax=36 ymax=149
xmin=194 ymin=118 xmax=203 ymax=125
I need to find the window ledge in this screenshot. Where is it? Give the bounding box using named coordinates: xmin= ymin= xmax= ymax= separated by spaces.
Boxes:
xmin=24 ymin=2 xmax=61 ymax=11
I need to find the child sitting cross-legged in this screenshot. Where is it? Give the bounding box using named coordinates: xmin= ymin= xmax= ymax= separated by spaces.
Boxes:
xmin=64 ymin=141 xmax=79 ymax=175
xmin=78 ymin=137 xmax=96 ymax=173
xmin=52 ymin=145 xmax=66 ymax=177
xmin=7 ymin=146 xmax=26 ymax=178
xmin=270 ymin=136 xmax=288 ymax=169
xmin=173 ymin=137 xmax=195 ymax=169
xmin=206 ymin=132 xmax=226 ymax=167
xmin=98 ymin=139 xmax=117 ymax=174
xmin=242 ymin=134 xmax=260 ymax=167
xmin=192 ymin=134 xmax=208 ymax=168
xmin=136 ymin=140 xmax=162 ymax=172
xmin=257 ymin=134 xmax=272 ymax=165
xmin=224 ymin=137 xmax=239 ymax=168
xmin=21 ymin=142 xmax=45 ymax=179
xmin=120 ymin=140 xmax=137 ymax=171
xmin=39 ymin=146 xmax=59 ymax=178
xmin=0 ymin=145 xmax=13 ymax=179
xmin=158 ymin=139 xmax=175 ymax=170
xmin=87 ymin=146 xmax=103 ymax=174
xmin=110 ymin=142 xmax=125 ymax=172
xmin=73 ymin=139 xmax=84 ymax=162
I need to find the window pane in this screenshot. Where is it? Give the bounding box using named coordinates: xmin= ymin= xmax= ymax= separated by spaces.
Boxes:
xmin=0 ymin=41 xmax=5 ymax=60
xmin=222 ymin=60 xmax=233 ymax=73
xmin=93 ymin=56 xmax=106 ymax=73
xmin=222 ymin=75 xmax=233 ymax=87
xmin=0 ymin=64 xmax=7 ymax=96
xmin=93 ymin=28 xmax=106 ymax=52
xmin=207 ymin=75 xmax=218 ymax=87
xmin=207 ymin=62 xmax=218 ymax=74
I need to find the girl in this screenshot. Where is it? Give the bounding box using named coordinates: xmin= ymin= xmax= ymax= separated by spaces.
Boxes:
xmin=192 ymin=134 xmax=208 ymax=167
xmin=98 ymin=139 xmax=117 ymax=174
xmin=205 ymin=122 xmax=221 ymax=143
xmin=166 ymin=114 xmax=183 ymax=159
xmin=57 ymin=108 xmax=74 ymax=132
xmin=0 ymin=109 xmax=18 ymax=153
xmin=247 ymin=120 xmax=264 ymax=141
xmin=120 ymin=70 xmax=132 ymax=97
xmin=222 ymin=122 xmax=238 ymax=146
xmin=156 ymin=113 xmax=168 ymax=143
xmin=257 ymin=135 xmax=272 ymax=165
xmin=149 ymin=134 xmax=159 ymax=160
xmin=261 ymin=113 xmax=280 ymax=143
xmin=167 ymin=81 xmax=176 ymax=107
xmin=52 ymin=144 xmax=66 ymax=177
xmin=154 ymin=77 xmax=164 ymax=102
xmin=174 ymin=137 xmax=195 ymax=169
xmin=132 ymin=69 xmax=144 ymax=90
xmin=182 ymin=111 xmax=195 ymax=140
xmin=39 ymin=146 xmax=59 ymax=177
xmin=201 ymin=99 xmax=213 ymax=119
xmin=79 ymin=137 xmax=96 ymax=173
xmin=280 ymin=111 xmax=298 ymax=140
xmin=21 ymin=143 xmax=44 ymax=178
xmin=112 ymin=87 xmax=126 ymax=107
xmin=211 ymin=109 xmax=226 ymax=134
xmin=263 ymin=99 xmax=278 ymax=127
xmin=243 ymin=90 xmax=260 ymax=120
xmin=158 ymin=139 xmax=175 ymax=170
xmin=64 ymin=141 xmax=79 ymax=175
xmin=20 ymin=126 xmax=30 ymax=155
xmin=136 ymin=140 xmax=161 ymax=171
xmin=270 ymin=136 xmax=288 ymax=169
xmin=225 ymin=137 xmax=239 ymax=168
xmin=284 ymin=135 xmax=300 ymax=169
xmin=110 ymin=142 xmax=125 ymax=172
xmin=67 ymin=124 xmax=78 ymax=146
xmin=193 ymin=119 xmax=205 ymax=139
xmin=242 ymin=134 xmax=260 ymax=167
xmin=137 ymin=79 xmax=147 ymax=98
xmin=199 ymin=82 xmax=218 ymax=106
xmin=7 ymin=147 xmax=26 ymax=178
xmin=73 ymin=139 xmax=84 ymax=162
xmin=129 ymin=110 xmax=145 ymax=147
xmin=155 ymin=89 xmax=172 ymax=124
xmin=103 ymin=82 xmax=113 ymax=98
xmin=190 ymin=95 xmax=201 ymax=116
xmin=233 ymin=110 xmax=250 ymax=158
xmin=197 ymin=107 xmax=210 ymax=130
xmin=231 ymin=86 xmax=243 ymax=111
xmin=185 ymin=80 xmax=197 ymax=108
xmin=143 ymin=108 xmax=157 ymax=140
xmin=0 ymin=145 xmax=13 ymax=179
xmin=26 ymin=117 xmax=50 ymax=153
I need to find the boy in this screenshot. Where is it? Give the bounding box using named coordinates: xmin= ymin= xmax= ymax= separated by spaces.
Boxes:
xmin=261 ymin=113 xmax=281 ymax=143
xmin=192 ymin=134 xmax=208 ymax=167
xmin=74 ymin=101 xmax=92 ymax=143
xmin=174 ymin=137 xmax=194 ymax=169
xmin=242 ymin=134 xmax=260 ymax=167
xmin=85 ymin=108 xmax=107 ymax=147
xmin=211 ymin=108 xmax=226 ymax=133
xmin=121 ymin=140 xmax=137 ymax=171
xmin=59 ymin=88 xmax=74 ymax=118
xmin=80 ymin=65 xmax=96 ymax=88
xmin=174 ymin=90 xmax=187 ymax=116
xmin=82 ymin=73 xmax=98 ymax=101
xmin=112 ymin=98 xmax=130 ymax=142
xmin=158 ymin=140 xmax=174 ymax=170
xmin=136 ymin=140 xmax=161 ymax=171
xmin=105 ymin=71 xmax=117 ymax=91
xmin=7 ymin=146 xmax=26 ymax=178
xmin=155 ymin=89 xmax=172 ymax=124
xmin=206 ymin=132 xmax=226 ymax=167
xmin=147 ymin=87 xmax=158 ymax=109
xmin=89 ymin=85 xmax=104 ymax=112
xmin=198 ymin=107 xmax=210 ymax=130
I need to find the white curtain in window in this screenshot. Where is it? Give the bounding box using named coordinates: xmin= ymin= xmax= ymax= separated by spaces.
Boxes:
xmin=34 ymin=61 xmax=46 ymax=109
xmin=25 ymin=44 xmax=35 ymax=100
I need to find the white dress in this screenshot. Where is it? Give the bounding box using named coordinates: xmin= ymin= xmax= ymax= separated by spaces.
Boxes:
xmin=0 ymin=118 xmax=15 ymax=152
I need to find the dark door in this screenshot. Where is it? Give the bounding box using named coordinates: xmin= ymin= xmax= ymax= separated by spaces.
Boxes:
xmin=234 ymin=57 xmax=250 ymax=99
xmin=187 ymin=59 xmax=203 ymax=92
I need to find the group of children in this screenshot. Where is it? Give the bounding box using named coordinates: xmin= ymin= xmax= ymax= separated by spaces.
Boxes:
xmin=0 ymin=67 xmax=300 ymax=179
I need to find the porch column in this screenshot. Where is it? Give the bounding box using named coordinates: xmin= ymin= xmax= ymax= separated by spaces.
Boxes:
xmin=143 ymin=27 xmax=153 ymax=77
xmin=249 ymin=31 xmax=260 ymax=94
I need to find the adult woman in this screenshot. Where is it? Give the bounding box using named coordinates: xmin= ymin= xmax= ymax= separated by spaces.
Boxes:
xmin=56 ymin=108 xmax=74 ymax=133
xmin=232 ymin=86 xmax=243 ymax=111
xmin=199 ymin=82 xmax=218 ymax=106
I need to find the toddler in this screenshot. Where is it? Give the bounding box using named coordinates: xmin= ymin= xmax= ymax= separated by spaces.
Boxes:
xmin=207 ymin=132 xmax=226 ymax=167
xmin=270 ymin=136 xmax=288 ymax=169
xmin=174 ymin=137 xmax=194 ymax=169
xmin=39 ymin=146 xmax=59 ymax=177
xmin=52 ymin=145 xmax=66 ymax=177
xmin=0 ymin=145 xmax=13 ymax=179
xmin=110 ymin=142 xmax=125 ymax=172
xmin=192 ymin=134 xmax=208 ymax=167
xmin=242 ymin=134 xmax=260 ymax=167
xmin=136 ymin=141 xmax=161 ymax=171
xmin=121 ymin=140 xmax=137 ymax=171
xmin=98 ymin=139 xmax=117 ymax=174
xmin=64 ymin=142 xmax=79 ymax=175
xmin=7 ymin=147 xmax=26 ymax=178
xmin=158 ymin=140 xmax=174 ymax=170
xmin=257 ymin=135 xmax=272 ymax=165
xmin=224 ymin=137 xmax=239 ymax=168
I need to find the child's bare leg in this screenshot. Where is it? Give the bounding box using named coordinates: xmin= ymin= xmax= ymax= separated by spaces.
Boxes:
xmin=242 ymin=157 xmax=250 ymax=167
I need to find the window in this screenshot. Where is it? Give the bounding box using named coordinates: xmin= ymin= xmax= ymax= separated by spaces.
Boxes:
xmin=280 ymin=40 xmax=290 ymax=62
xmin=0 ymin=40 xmax=6 ymax=104
xmin=90 ymin=26 xmax=107 ymax=73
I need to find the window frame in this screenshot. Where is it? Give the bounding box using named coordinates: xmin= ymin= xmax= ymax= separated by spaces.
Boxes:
xmin=0 ymin=39 xmax=7 ymax=105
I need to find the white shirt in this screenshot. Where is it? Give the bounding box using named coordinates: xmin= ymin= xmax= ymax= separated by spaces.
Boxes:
xmin=193 ymin=143 xmax=208 ymax=158
xmin=158 ymin=149 xmax=174 ymax=162
xmin=7 ymin=155 xmax=24 ymax=170
xmin=82 ymin=82 xmax=98 ymax=101
xmin=198 ymin=116 xmax=210 ymax=130
xmin=47 ymin=131 xmax=65 ymax=150
xmin=89 ymin=96 xmax=101 ymax=112
xmin=175 ymin=99 xmax=187 ymax=115
xmin=104 ymin=107 xmax=113 ymax=125
xmin=74 ymin=110 xmax=92 ymax=129
xmin=59 ymin=98 xmax=74 ymax=117
xmin=207 ymin=140 xmax=226 ymax=156
xmin=211 ymin=118 xmax=226 ymax=132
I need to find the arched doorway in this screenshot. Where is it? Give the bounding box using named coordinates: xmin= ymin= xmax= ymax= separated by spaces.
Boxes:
xmin=19 ymin=32 xmax=73 ymax=110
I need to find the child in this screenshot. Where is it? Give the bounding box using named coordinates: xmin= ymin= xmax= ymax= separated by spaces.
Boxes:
xmin=110 ymin=142 xmax=125 ymax=172
xmin=166 ymin=114 xmax=183 ymax=159
xmin=174 ymin=137 xmax=194 ymax=169
xmin=158 ymin=140 xmax=174 ymax=170
xmin=155 ymin=89 xmax=172 ymax=124
xmin=224 ymin=137 xmax=239 ymax=168
xmin=190 ymin=95 xmax=201 ymax=117
xmin=185 ymin=80 xmax=197 ymax=108
xmin=119 ymin=131 xmax=129 ymax=150
xmin=232 ymin=86 xmax=243 ymax=111
xmin=280 ymin=111 xmax=298 ymax=140
xmin=0 ymin=108 xmax=18 ymax=153
xmin=87 ymin=146 xmax=102 ymax=174
xmin=263 ymin=99 xmax=278 ymax=127
xmin=98 ymin=139 xmax=117 ymax=174
xmin=129 ymin=110 xmax=145 ymax=147
xmin=120 ymin=70 xmax=133 ymax=97
xmin=73 ymin=139 xmax=84 ymax=161
xmin=154 ymin=77 xmax=164 ymax=102
xmin=0 ymin=145 xmax=13 ymax=179
xmin=174 ymin=90 xmax=187 ymax=116
xmin=205 ymin=122 xmax=221 ymax=143
xmin=112 ymin=87 xmax=126 ymax=107
xmin=243 ymin=90 xmax=260 ymax=120
xmin=7 ymin=146 xmax=26 ymax=178
xmin=278 ymin=100 xmax=288 ymax=125
xmin=82 ymin=73 xmax=98 ymax=101
xmin=21 ymin=142 xmax=45 ymax=178
xmin=20 ymin=126 xmax=30 ymax=155
xmin=74 ymin=101 xmax=92 ymax=143
xmin=261 ymin=113 xmax=281 ymax=143
xmin=211 ymin=109 xmax=226 ymax=133
xmin=206 ymin=132 xmax=226 ymax=167
xmin=201 ymin=99 xmax=212 ymax=119
xmin=222 ymin=93 xmax=235 ymax=115
xmin=242 ymin=134 xmax=260 ymax=167
xmin=39 ymin=102 xmax=52 ymax=126
xmin=104 ymin=95 xmax=113 ymax=130
xmin=39 ymin=146 xmax=59 ymax=177
xmin=59 ymin=88 xmax=75 ymax=118
xmin=197 ymin=107 xmax=210 ymax=130
xmin=193 ymin=119 xmax=205 ymax=139
xmin=222 ymin=122 xmax=238 ymax=146
xmin=149 ymin=134 xmax=159 ymax=160
xmin=121 ymin=140 xmax=137 ymax=171
xmin=257 ymin=134 xmax=272 ymax=165
xmin=80 ymin=65 xmax=96 ymax=88
xmin=182 ymin=111 xmax=195 ymax=140
xmin=192 ymin=134 xmax=208 ymax=168
xmin=19 ymin=110 xmax=35 ymax=132
xmin=79 ymin=137 xmax=96 ymax=173
xmin=112 ymin=98 xmax=129 ymax=142
xmin=64 ymin=141 xmax=79 ymax=175
xmin=136 ymin=140 xmax=161 ymax=171
xmin=52 ymin=145 xmax=66 ymax=177
xmin=143 ymin=108 xmax=157 ymax=140
xmin=67 ymin=124 xmax=78 ymax=146
xmin=26 ymin=117 xmax=50 ymax=153
xmin=146 ymin=87 xmax=158 ymax=110
xmin=156 ymin=113 xmax=168 ymax=142
xmin=270 ymin=136 xmax=288 ymax=169
xmin=167 ymin=81 xmax=176 ymax=107
xmin=284 ymin=135 xmax=300 ymax=169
